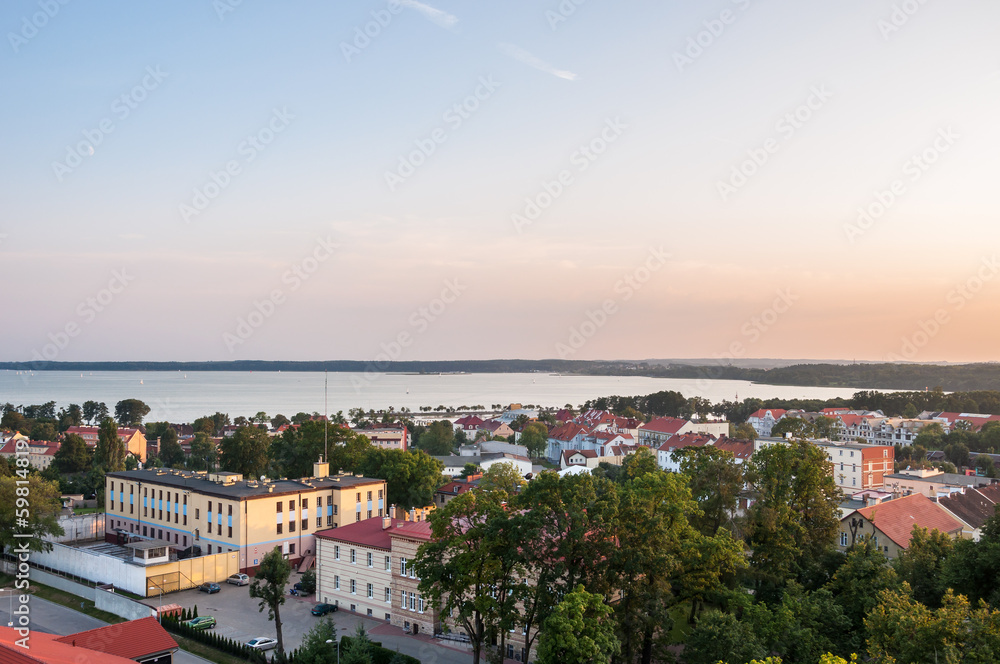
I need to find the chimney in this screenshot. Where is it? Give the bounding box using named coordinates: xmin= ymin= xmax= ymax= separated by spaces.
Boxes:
xmin=409 ymin=508 xmax=416 ymax=522
xmin=389 ymin=505 xmax=397 ymax=519
xmin=383 ymin=515 xmax=391 ymax=530
xmin=313 ymin=460 xmax=329 ymax=478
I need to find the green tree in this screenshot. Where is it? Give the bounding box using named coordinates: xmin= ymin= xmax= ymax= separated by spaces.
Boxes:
xmin=771 ymin=417 xmax=814 ymax=440
xmin=744 ymin=440 xmax=842 ymax=600
xmin=82 ymin=400 xmax=108 ymax=424
xmin=415 ymin=420 xmax=455 ymax=456
xmin=159 ymin=426 xmax=184 ymax=467
xmin=356 ymin=449 xmax=445 ymax=509
xmin=940 ymin=536 xmax=1000 ymax=609
xmin=914 ymin=422 xmax=946 ymax=450
xmin=675 ymin=445 xmax=744 ymax=536
xmin=0 ymin=473 xmax=64 ymax=555
xmin=188 ymin=433 xmax=218 ymax=471
xmin=290 ymin=617 xmax=338 ymax=664
xmin=892 ymin=526 xmax=952 ymax=608
xmin=299 ymin=569 xmax=317 ymax=595
xmin=733 ymin=422 xmax=758 ymax=440
xmin=536 ymin=585 xmax=619 ymax=664
xmin=54 ymin=433 xmax=92 ymax=473
xmin=249 ymin=547 xmax=292 ymax=657
xmin=94 ymin=417 xmax=126 ymax=471
xmin=520 ymin=422 xmax=549 ymax=458
xmin=114 ymin=398 xmax=150 ymax=427
xmin=621 ymin=445 xmax=658 ymax=481
xmin=825 ymin=540 xmax=899 ymax=651
xmin=30 ymin=421 xmax=58 ymax=442
xmin=341 ymin=624 xmax=374 ymax=664
xmin=902 ymin=402 xmax=919 ymax=419
xmin=220 ymin=425 xmax=271 ymax=479
xmin=684 ymin=610 xmax=768 ymax=664
xmin=813 ymin=415 xmax=839 ymax=441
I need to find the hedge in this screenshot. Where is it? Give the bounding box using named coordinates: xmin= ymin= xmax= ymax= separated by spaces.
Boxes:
xmin=337 ymin=635 xmax=420 ymax=664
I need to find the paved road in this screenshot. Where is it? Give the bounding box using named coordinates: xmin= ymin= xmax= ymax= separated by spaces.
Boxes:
xmin=0 ymin=592 xmax=212 ymax=664
xmin=146 ymin=578 xmax=474 ymax=664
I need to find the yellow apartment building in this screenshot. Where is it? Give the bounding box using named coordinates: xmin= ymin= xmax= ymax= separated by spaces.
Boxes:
xmin=104 ymin=462 xmax=387 ymax=572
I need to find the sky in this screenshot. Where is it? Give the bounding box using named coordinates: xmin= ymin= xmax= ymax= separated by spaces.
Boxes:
xmin=2 ymin=0 xmax=999 ymax=365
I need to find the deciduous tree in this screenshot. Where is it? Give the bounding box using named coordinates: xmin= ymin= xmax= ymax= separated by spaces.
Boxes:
xmin=249 ymin=547 xmax=291 ymax=657
xmin=536 ymin=585 xmax=619 ymax=664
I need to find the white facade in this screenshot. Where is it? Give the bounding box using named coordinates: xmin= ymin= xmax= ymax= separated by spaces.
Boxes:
xmin=316 ymin=534 xmax=394 ymax=621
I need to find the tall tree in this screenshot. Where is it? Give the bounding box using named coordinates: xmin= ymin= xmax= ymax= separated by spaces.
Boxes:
xmin=415 ymin=420 xmax=456 ymax=456
xmin=188 ymin=433 xmax=218 ymax=471
xmin=249 ymin=547 xmax=292 ymax=657
xmin=219 ymin=425 xmax=270 ymax=479
xmin=536 ymin=585 xmax=619 ymax=664
xmin=159 ymin=426 xmax=184 ymax=467
xmin=82 ymin=400 xmax=108 ymax=424
xmin=892 ymin=526 xmax=953 ymax=608
xmin=675 ymin=446 xmax=744 ymax=536
xmin=114 ymin=399 xmax=150 ymax=427
xmin=744 ymin=440 xmax=842 ymax=600
xmin=94 ymin=417 xmax=126 ymax=472
xmin=356 ymin=448 xmax=445 ymax=509
xmin=0 ymin=473 xmax=64 ymax=555
xmin=520 ymin=422 xmax=549 ymax=458
xmin=54 ymin=433 xmax=92 ymax=473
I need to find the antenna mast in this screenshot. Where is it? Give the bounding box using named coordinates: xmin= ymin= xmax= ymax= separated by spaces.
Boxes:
xmin=324 ymin=369 xmax=328 ymax=462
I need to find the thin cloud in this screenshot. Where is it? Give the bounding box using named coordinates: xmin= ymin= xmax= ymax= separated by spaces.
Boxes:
xmin=400 ymin=0 xmax=459 ymax=30
xmin=499 ymin=43 xmax=577 ymax=81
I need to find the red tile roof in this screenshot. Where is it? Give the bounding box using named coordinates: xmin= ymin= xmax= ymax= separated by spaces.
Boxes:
xmin=855 ymin=493 xmax=964 ymax=548
xmin=1 ymin=627 xmax=139 ymax=664
xmin=749 ymin=409 xmax=786 ymax=420
xmin=561 ymin=450 xmax=598 ymax=465
xmin=316 ymin=517 xmax=404 ymax=550
xmin=657 ymin=433 xmax=714 ymax=452
xmin=712 ymin=437 xmax=754 ymax=460
xmin=53 ymin=617 xmax=177 ymax=661
xmin=548 ymin=423 xmax=588 ymax=442
xmin=639 ymin=417 xmax=688 ymax=435
xmin=388 ymin=520 xmax=434 ymax=542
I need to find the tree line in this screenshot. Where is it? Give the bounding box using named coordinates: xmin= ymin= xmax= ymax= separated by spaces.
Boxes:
xmin=413 ymin=442 xmax=1000 ymax=664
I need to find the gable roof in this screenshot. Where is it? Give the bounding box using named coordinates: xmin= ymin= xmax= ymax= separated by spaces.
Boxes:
xmin=657 ymin=433 xmax=714 ymax=452
xmin=639 ymin=417 xmax=688 ymax=435
xmin=749 ymin=409 xmax=786 ymax=420
xmin=548 ymin=423 xmax=588 ymax=442
xmin=316 ymin=516 xmax=404 ymax=550
xmin=712 ymin=437 xmax=754 ymax=460
xmin=561 ymin=450 xmax=597 ymax=466
xmin=855 ymin=493 xmax=964 ymax=548
xmin=0 ymin=627 xmax=139 ymax=664
xmin=53 ymin=617 xmax=177 ymax=660
xmin=938 ymin=487 xmax=1000 ymax=530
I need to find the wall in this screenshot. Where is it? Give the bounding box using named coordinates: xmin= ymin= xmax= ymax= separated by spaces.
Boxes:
xmin=50 ymin=513 xmax=103 ymax=544
xmin=29 ymin=542 xmax=149 ymax=595
xmin=95 ymin=589 xmax=156 ymax=621
xmin=0 ymin=564 xmax=97 ymax=602
xmin=145 ymin=550 xmax=240 ymax=595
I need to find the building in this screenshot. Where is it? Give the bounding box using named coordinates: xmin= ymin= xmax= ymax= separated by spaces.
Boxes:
xmin=433 ymin=476 xmax=481 ymax=507
xmin=388 ymin=519 xmax=439 ymax=636
xmin=0 ymin=438 xmax=58 ymax=469
xmin=934 ymin=485 xmax=1000 ymax=541
xmin=315 ymin=516 xmax=397 ymax=621
xmin=459 ymin=440 xmax=529 ymax=458
xmin=475 ymin=420 xmax=515 ymax=440
xmin=103 ymin=462 xmax=387 ymax=572
xmin=357 ymin=424 xmax=408 ymax=451
xmin=66 ymin=425 xmax=148 ymax=462
xmin=561 ymin=449 xmax=599 ymax=469
xmin=838 ymin=493 xmax=964 ymax=558
xmin=656 ymin=434 xmax=715 ymax=473
xmin=0 ymin=617 xmax=178 ymax=664
xmin=433 ymin=453 xmax=532 ymax=478
xmin=746 ymin=409 xmax=787 ymax=438
xmin=882 ymin=467 xmax=999 ymax=500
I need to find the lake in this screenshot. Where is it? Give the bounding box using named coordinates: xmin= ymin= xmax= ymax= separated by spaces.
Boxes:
xmin=0 ymin=370 xmax=867 ymax=423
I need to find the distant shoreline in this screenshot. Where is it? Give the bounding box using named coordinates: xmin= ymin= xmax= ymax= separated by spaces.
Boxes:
xmin=2 ymin=360 xmax=999 ymax=392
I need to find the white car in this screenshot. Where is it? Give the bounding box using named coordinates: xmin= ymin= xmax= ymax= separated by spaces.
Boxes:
xmin=227 ymin=573 xmax=250 ymax=586
xmin=246 ymin=637 xmax=278 ymax=651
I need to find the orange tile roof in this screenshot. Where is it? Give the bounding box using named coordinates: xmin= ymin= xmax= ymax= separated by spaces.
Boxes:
xmin=53 ymin=617 xmax=177 ymax=660
xmin=1 ymin=625 xmax=147 ymax=664
xmin=855 ymin=493 xmax=964 ymax=548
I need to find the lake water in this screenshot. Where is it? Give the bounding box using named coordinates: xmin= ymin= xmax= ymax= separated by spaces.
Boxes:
xmin=0 ymin=371 xmax=866 ymax=423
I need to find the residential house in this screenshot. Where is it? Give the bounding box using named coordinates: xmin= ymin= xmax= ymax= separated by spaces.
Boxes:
xmin=561 ymin=449 xmax=599 ymax=469
xmin=358 ymin=424 xmax=408 ymax=451
xmin=746 ymin=409 xmax=787 ymax=437
xmin=545 ymin=422 xmax=590 ymax=462
xmin=459 ymin=440 xmax=529 ymax=458
xmin=66 ymin=425 xmax=148 ymax=462
xmin=475 ymin=420 xmax=515 ymax=441
xmin=433 ymin=476 xmax=481 ymax=507
xmin=755 ymin=437 xmax=894 ymax=494
xmin=389 ymin=520 xmax=439 ymax=636
xmin=883 ymin=467 xmax=999 ymax=500
xmin=838 ymin=493 xmax=964 ymax=559
xmin=1 ymin=617 xmax=178 ymax=664
xmin=936 ymin=484 xmax=1000 ymax=540
xmin=656 ymin=434 xmax=716 ymax=473
xmin=0 ymin=438 xmax=58 ymax=469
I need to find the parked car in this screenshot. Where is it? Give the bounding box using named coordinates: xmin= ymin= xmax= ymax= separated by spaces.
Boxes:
xmin=246 ymin=637 xmax=278 ymax=651
xmin=292 ymin=582 xmax=313 ymax=597
xmin=227 ymin=573 xmax=250 ymax=586
xmin=311 ymin=603 xmax=337 ymax=616
xmin=198 ymin=583 xmax=221 ymax=594
xmin=184 ymin=616 xmax=216 ymax=630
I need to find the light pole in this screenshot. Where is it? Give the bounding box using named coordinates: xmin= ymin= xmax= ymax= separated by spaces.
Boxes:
xmin=325 ymin=626 xmax=348 ymax=663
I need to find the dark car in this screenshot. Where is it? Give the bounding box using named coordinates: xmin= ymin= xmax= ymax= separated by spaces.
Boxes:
xmin=291 ymin=582 xmax=313 ymax=597
xmin=311 ymin=603 xmax=337 ymax=616
xmin=198 ymin=583 xmax=221 ymax=594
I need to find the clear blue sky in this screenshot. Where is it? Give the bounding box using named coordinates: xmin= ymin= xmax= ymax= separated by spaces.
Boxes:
xmin=2 ymin=0 xmax=998 ymax=363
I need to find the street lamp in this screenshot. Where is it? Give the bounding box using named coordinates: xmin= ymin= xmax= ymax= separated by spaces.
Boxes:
xmin=325 ymin=626 xmax=349 ymax=663
xmin=148 ymin=584 xmax=163 ymax=623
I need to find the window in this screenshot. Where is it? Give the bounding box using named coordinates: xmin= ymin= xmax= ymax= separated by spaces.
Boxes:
xmin=367 ymin=552 xmax=373 ymax=567
xmin=367 ymin=491 xmax=372 ymax=501
xmin=356 ymin=492 xmax=361 ymax=502
xmin=378 ymin=489 xmax=383 ymax=499
xmin=317 ymin=516 xmax=322 ymax=527
xmin=367 ymin=583 xmax=373 ymax=599
xmin=840 ymin=532 xmax=848 ymax=546
xmin=334 ymin=575 xmax=340 ymax=590
xmin=302 ymin=519 xmax=307 ymax=530
xmin=400 ymin=558 xmax=407 ymax=576
xmin=334 ymin=505 xmax=338 ymax=515
xmin=327 ymin=514 xmax=333 ymax=526
xmin=290 ymin=543 xmax=295 ymax=554
xmin=196 ymin=508 xmax=200 ymax=519
xmin=289 ymin=519 xmax=296 ymax=532
xmin=228 ymin=526 xmax=233 ymax=538
xmin=334 ymin=545 xmax=340 ymax=560
xmin=351 ymin=549 xmax=356 ymax=564
xmin=228 ymin=505 xmax=232 ymax=516
xmin=207 ymin=522 xmax=212 ymax=534
xmin=385 ymin=556 xmax=390 ymax=571
xmin=400 ymin=590 xmax=405 ymax=608
xmin=289 ymin=500 xmax=294 ymax=511
xmin=367 ymin=510 xmax=372 ymax=519
xmin=277 ymin=523 xmax=283 ymax=534
xmin=385 ymin=587 xmax=391 ymax=603
xmin=418 ymin=596 xmax=424 ymax=613
xmin=356 ymin=513 xmax=361 ymax=522
xmin=302 ymin=498 xmax=308 ymax=509
xmin=276 ymin=502 xmax=282 ymax=513
xmin=350 ymin=579 xmax=356 ymax=594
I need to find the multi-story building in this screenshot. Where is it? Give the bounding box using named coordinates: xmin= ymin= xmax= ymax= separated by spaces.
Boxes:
xmin=746 ymin=409 xmax=787 ymax=438
xmin=103 ymin=462 xmax=386 ymax=572
xmin=315 ymin=516 xmax=396 ymax=621
xmin=0 ymin=438 xmax=58 ymax=469
xmin=388 ymin=520 xmax=438 ymax=637
xmin=882 ymin=467 xmax=999 ymax=500
xmin=66 ymin=425 xmax=148 ymax=462
xmin=357 ymin=425 xmax=408 ymax=451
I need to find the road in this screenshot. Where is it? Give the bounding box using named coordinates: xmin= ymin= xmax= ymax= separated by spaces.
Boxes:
xmin=0 ymin=592 xmax=212 ymax=664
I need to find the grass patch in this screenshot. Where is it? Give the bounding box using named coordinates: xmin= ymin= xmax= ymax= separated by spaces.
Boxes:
xmin=73 ymin=507 xmax=103 ymax=514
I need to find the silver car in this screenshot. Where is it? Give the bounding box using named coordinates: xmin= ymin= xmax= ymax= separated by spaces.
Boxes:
xmin=227 ymin=573 xmax=250 ymax=586
xmin=247 ymin=637 xmax=277 ymax=651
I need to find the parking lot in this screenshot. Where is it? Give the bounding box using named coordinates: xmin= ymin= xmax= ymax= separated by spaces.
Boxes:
xmin=143 ymin=576 xmax=473 ymax=664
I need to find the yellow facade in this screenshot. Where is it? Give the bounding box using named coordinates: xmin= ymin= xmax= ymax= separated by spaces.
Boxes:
xmin=105 ymin=468 xmax=387 ymax=572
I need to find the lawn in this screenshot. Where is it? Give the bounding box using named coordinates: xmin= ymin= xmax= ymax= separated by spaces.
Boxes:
xmin=72 ymin=507 xmax=103 ymax=514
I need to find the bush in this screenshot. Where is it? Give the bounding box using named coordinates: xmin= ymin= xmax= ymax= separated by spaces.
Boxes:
xmin=340 ymin=636 xmax=420 ymax=664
